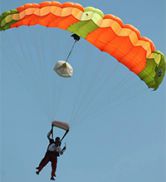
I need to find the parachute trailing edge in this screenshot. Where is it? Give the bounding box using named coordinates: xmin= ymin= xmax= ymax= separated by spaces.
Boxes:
xmin=0 ymin=1 xmax=165 ymax=90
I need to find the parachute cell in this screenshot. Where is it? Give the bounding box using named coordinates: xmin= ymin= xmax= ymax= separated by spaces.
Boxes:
xmin=0 ymin=1 xmax=165 ymax=90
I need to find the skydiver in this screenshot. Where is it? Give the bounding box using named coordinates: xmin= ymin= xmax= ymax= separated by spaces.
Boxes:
xmin=36 ymin=129 xmax=66 ymax=181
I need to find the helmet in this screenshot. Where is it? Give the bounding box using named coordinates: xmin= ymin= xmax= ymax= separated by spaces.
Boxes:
xmin=55 ymin=137 xmax=61 ymax=146
xmin=55 ymin=137 xmax=60 ymax=141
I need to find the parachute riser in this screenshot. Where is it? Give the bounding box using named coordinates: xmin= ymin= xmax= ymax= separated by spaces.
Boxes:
xmin=60 ymin=130 xmax=69 ymax=142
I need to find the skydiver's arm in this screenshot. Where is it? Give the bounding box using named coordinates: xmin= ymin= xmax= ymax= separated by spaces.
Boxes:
xmin=47 ymin=129 xmax=53 ymax=140
xmin=60 ymin=144 xmax=66 ymax=155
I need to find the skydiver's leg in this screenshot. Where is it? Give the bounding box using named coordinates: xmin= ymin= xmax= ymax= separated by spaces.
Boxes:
xmin=50 ymin=158 xmax=57 ymax=178
xmin=36 ymin=154 xmax=50 ymax=173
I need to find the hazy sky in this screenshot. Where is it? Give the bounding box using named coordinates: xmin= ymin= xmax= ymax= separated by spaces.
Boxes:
xmin=0 ymin=0 xmax=166 ymax=182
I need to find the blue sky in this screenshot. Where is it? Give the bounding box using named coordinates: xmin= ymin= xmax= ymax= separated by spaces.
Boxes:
xmin=0 ymin=0 xmax=166 ymax=182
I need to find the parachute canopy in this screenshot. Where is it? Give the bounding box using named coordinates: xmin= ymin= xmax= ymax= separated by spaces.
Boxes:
xmin=52 ymin=121 xmax=70 ymax=131
xmin=0 ymin=1 xmax=165 ymax=90
xmin=54 ymin=61 xmax=73 ymax=77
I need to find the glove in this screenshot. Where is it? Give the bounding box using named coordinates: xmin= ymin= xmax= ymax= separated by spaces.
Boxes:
xmin=62 ymin=145 xmax=66 ymax=151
